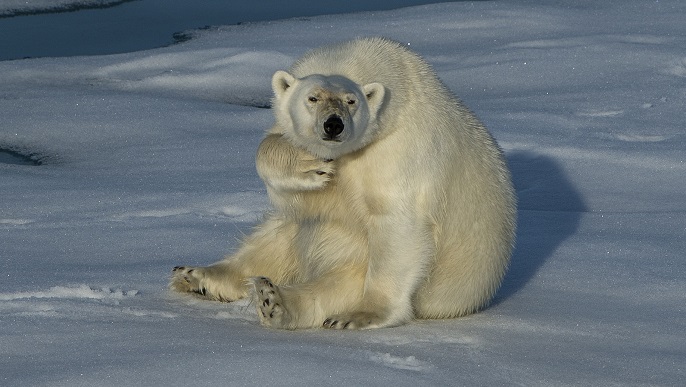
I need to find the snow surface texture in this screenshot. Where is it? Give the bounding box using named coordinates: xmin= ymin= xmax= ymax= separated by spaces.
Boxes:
xmin=0 ymin=0 xmax=448 ymax=60
xmin=1 ymin=0 xmax=685 ymax=385
xmin=0 ymin=0 xmax=130 ymax=17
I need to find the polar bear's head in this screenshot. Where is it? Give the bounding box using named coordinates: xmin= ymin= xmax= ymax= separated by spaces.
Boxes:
xmin=271 ymin=70 xmax=385 ymax=159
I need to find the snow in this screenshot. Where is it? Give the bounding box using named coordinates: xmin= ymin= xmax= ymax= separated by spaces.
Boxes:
xmin=0 ymin=0 xmax=448 ymax=60
xmin=0 ymin=0 xmax=128 ymax=16
xmin=1 ymin=0 xmax=685 ymax=385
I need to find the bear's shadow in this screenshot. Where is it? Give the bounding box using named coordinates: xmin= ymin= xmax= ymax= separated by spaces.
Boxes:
xmin=492 ymin=151 xmax=587 ymax=305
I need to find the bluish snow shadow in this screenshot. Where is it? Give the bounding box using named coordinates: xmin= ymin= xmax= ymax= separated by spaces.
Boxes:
xmin=0 ymin=148 xmax=43 ymax=166
xmin=494 ymin=151 xmax=587 ymax=304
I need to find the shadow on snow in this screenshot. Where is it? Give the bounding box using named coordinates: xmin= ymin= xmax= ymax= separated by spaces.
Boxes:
xmin=493 ymin=151 xmax=587 ymax=305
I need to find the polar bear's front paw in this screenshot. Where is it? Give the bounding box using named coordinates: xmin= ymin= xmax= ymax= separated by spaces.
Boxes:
xmin=263 ymin=157 xmax=334 ymax=192
xmin=323 ymin=312 xmax=383 ymax=330
xmin=297 ymin=157 xmax=335 ymax=190
xmin=251 ymin=277 xmax=291 ymax=329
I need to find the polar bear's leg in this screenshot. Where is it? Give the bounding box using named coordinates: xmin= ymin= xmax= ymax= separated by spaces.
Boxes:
xmin=170 ymin=263 xmax=243 ymax=302
xmin=257 ymin=133 xmax=335 ymax=192
xmin=322 ymin=215 xmax=433 ymax=329
xmin=246 ymin=215 xmax=429 ymax=331
xmin=251 ymin=266 xmax=367 ymax=329
xmin=169 ymin=216 xmax=299 ymax=302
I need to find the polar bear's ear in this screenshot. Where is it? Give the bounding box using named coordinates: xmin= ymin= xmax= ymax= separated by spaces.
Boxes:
xmin=272 ymin=71 xmax=297 ymax=98
xmin=363 ymin=82 xmax=385 ymax=113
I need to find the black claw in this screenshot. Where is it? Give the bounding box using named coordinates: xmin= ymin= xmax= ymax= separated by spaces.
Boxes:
xmin=343 ymin=321 xmax=351 ymax=329
xmin=263 ymin=299 xmax=270 ymax=307
xmin=200 ymin=288 xmax=206 ymax=296
xmin=173 ymin=266 xmax=183 ymax=271
xmin=323 ymin=318 xmax=332 ymax=326
xmin=316 ymin=171 xmax=326 ymax=175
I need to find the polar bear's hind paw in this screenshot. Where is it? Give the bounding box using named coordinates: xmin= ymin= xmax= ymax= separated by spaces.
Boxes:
xmin=251 ymin=277 xmax=291 ymax=329
xmin=170 ymin=266 xmax=206 ymax=296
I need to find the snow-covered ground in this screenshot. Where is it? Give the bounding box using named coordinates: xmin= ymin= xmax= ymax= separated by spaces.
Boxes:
xmin=1 ymin=1 xmax=685 ymax=385
xmin=0 ymin=0 xmax=445 ymax=60
xmin=0 ymin=0 xmax=129 ymax=16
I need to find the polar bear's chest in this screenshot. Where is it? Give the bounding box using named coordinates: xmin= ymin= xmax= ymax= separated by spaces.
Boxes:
xmin=335 ymin=158 xmax=402 ymax=217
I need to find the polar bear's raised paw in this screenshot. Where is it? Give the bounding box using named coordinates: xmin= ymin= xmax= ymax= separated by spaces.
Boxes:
xmin=297 ymin=157 xmax=335 ymax=190
xmin=256 ymin=134 xmax=336 ymax=192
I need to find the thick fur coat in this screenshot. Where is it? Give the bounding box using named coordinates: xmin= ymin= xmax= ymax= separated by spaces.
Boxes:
xmin=170 ymin=37 xmax=516 ymax=329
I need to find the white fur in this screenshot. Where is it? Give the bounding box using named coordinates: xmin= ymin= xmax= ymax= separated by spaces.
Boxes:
xmin=170 ymin=37 xmax=516 ymax=330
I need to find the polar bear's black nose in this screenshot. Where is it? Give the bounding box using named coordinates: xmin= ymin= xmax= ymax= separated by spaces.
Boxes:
xmin=323 ymin=115 xmax=344 ymax=139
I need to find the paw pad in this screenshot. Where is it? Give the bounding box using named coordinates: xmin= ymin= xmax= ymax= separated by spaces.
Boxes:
xmin=251 ymin=277 xmax=289 ymax=328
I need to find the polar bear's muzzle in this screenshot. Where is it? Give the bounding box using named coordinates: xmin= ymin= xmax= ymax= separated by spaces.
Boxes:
xmin=322 ymin=115 xmax=344 ymax=142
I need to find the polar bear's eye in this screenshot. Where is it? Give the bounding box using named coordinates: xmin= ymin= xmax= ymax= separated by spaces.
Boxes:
xmin=347 ymin=99 xmax=356 ymax=105
xmin=308 ymin=96 xmax=318 ymax=103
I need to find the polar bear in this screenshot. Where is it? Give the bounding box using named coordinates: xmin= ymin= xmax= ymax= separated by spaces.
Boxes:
xmin=170 ymin=37 xmax=516 ymax=329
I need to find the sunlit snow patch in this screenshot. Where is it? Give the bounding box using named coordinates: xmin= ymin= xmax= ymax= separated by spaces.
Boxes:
xmin=0 ymin=284 xmax=138 ymax=301
xmin=366 ymin=351 xmax=434 ymax=372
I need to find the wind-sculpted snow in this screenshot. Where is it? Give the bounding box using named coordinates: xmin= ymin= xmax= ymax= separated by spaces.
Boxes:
xmin=0 ymin=0 xmax=132 ymax=17
xmin=0 ymin=285 xmax=137 ymax=301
